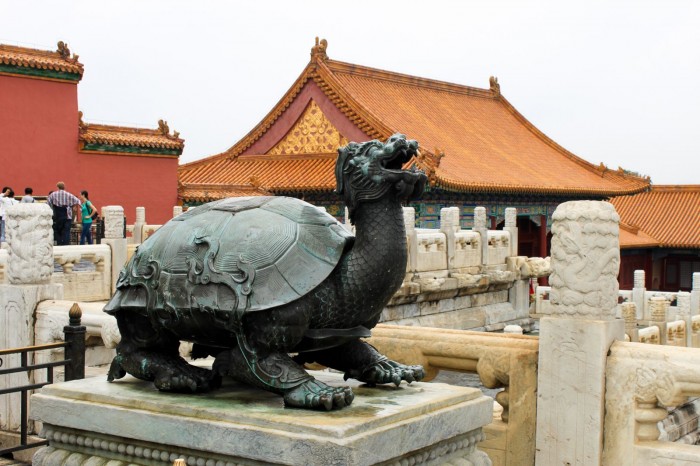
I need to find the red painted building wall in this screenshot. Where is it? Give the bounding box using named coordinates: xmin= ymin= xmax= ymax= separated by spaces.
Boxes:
xmin=0 ymin=73 xmax=178 ymax=224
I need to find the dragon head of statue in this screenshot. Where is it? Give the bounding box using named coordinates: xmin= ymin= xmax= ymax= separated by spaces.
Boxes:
xmin=336 ymin=133 xmax=427 ymax=223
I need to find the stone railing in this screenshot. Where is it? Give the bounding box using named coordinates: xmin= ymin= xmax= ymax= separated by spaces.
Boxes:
xmin=52 ymin=245 xmax=112 ymax=302
xmin=368 ymin=324 xmax=538 ymax=466
xmin=33 ymin=300 xmax=119 ymax=378
xmin=603 ymin=341 xmax=700 ymax=464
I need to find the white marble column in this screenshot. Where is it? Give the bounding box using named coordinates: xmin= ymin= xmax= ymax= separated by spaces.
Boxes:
xmin=0 ymin=203 xmax=62 ymax=433
xmin=691 ymin=272 xmax=700 ymax=316
xmin=6 ymin=203 xmax=53 ymax=284
xmin=101 ymin=206 xmax=127 ymax=293
xmin=504 ymin=207 xmax=518 ymax=257
xmin=676 ymin=291 xmax=692 ymax=346
xmin=473 ymin=206 xmax=487 ymax=267
xmin=440 ymin=207 xmax=460 ymax=271
xmin=403 ymin=207 xmax=417 ymax=273
xmin=632 ymin=269 xmax=646 ymax=320
xmin=535 ymin=201 xmax=625 ymax=466
xmin=132 ymin=206 xmax=146 ymax=244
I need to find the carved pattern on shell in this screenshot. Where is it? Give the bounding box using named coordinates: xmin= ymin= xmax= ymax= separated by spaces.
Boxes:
xmin=267 ymin=100 xmax=348 ymax=156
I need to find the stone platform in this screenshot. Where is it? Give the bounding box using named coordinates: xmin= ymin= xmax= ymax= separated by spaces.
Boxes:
xmin=31 ymin=371 xmax=493 ymax=466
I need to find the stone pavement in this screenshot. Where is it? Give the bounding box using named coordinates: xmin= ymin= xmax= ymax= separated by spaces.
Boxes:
xmin=0 ymin=458 xmax=30 ymax=465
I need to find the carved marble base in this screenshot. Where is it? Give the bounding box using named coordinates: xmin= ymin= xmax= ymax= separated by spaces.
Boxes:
xmin=535 ymin=317 xmax=624 ymax=465
xmin=31 ymin=371 xmax=493 ymax=466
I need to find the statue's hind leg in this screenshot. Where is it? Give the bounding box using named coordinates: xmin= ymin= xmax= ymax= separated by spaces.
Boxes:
xmin=296 ymin=340 xmax=425 ymax=387
xmin=213 ymin=346 xmax=353 ymax=410
xmin=108 ymin=312 xmax=220 ymax=393
xmin=213 ymin=306 xmax=353 ymax=410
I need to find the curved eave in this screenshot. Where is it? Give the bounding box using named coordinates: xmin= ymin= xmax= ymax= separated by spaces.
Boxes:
xmin=434 ymin=175 xmax=650 ymax=197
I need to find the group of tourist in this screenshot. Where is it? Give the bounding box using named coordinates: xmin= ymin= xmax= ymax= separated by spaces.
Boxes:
xmin=0 ymin=182 xmax=98 ymax=246
xmin=0 ymin=187 xmax=34 ymax=242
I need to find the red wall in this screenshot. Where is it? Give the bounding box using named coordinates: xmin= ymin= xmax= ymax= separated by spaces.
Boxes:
xmin=0 ymin=74 xmax=177 ymax=224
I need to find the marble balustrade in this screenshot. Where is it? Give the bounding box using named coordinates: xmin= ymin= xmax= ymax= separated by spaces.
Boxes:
xmin=604 ymin=341 xmax=700 ymax=464
xmin=368 ymin=324 xmax=539 ymax=466
xmin=52 ymin=245 xmax=112 ymax=302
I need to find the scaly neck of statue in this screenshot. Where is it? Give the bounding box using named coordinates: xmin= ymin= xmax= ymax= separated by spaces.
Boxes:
xmin=339 ymin=194 xmax=408 ymax=315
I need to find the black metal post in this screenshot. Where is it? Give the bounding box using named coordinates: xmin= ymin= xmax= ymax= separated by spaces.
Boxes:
xmin=63 ymin=303 xmax=86 ymax=381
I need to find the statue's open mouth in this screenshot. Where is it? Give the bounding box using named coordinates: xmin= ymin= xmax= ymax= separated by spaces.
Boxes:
xmin=378 ymin=142 xmax=427 ymax=201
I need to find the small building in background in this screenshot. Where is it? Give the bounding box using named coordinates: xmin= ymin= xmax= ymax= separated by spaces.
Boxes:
xmin=612 ymin=185 xmax=700 ymax=291
xmin=178 ymin=38 xmax=650 ymax=258
xmin=0 ymin=42 xmax=183 ymax=225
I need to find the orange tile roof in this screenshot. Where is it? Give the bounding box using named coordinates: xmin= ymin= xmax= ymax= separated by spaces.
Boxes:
xmin=0 ymin=42 xmax=84 ymax=80
xmin=79 ymin=115 xmax=184 ymax=154
xmin=179 ymin=38 xmax=650 ymax=201
xmin=178 ymin=183 xmax=270 ymax=202
xmin=618 ymin=222 xmax=660 ymax=249
xmin=179 ymin=155 xmax=336 ymax=200
xmin=611 ymin=185 xmax=700 ymax=249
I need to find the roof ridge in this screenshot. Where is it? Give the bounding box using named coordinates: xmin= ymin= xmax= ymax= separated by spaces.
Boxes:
xmin=0 ymin=43 xmax=65 ymax=58
xmin=650 ymin=185 xmax=700 ymax=192
xmin=324 ymin=59 xmax=495 ymax=99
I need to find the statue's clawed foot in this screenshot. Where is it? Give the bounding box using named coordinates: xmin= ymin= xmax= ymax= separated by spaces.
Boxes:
xmin=283 ymin=379 xmax=354 ymax=411
xmin=107 ymin=351 xmax=220 ymax=393
xmin=348 ymin=359 xmax=425 ymax=387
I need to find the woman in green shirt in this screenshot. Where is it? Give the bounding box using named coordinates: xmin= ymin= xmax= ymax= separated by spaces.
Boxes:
xmin=80 ymin=190 xmax=98 ymax=245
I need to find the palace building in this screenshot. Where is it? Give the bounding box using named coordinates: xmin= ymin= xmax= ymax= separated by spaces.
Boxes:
xmin=0 ymin=42 xmax=183 ymax=224
xmin=612 ymin=185 xmax=700 ymax=291
xmin=178 ymin=38 xmax=650 ymax=257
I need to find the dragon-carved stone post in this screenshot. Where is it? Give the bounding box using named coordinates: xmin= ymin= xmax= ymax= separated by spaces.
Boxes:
xmin=535 ymin=201 xmax=625 ymax=466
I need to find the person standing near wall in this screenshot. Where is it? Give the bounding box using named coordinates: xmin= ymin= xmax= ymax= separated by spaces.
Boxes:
xmin=0 ymin=187 xmax=16 ymax=242
xmin=79 ymin=190 xmax=97 ymax=245
xmin=47 ymin=182 xmax=81 ymax=246
xmin=21 ymin=187 xmax=35 ymax=203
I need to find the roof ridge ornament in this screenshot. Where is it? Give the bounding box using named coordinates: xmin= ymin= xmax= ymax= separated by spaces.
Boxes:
xmin=416 ymin=148 xmax=445 ymax=186
xmin=78 ymin=111 xmax=88 ymax=134
xmin=489 ymin=76 xmax=500 ymax=96
xmin=157 ymin=119 xmax=181 ymax=139
xmin=311 ymin=37 xmax=328 ymax=62
xmin=57 ymin=41 xmax=70 ymax=59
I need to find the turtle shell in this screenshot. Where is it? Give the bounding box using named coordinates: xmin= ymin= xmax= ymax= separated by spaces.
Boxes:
xmin=104 ymin=196 xmax=352 ymax=318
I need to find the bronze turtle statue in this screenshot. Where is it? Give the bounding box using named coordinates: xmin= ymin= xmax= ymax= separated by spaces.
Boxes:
xmin=105 ymin=133 xmax=427 ymax=410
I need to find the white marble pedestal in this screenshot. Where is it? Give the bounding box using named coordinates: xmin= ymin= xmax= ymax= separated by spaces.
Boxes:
xmin=31 ymin=371 xmax=493 ymax=466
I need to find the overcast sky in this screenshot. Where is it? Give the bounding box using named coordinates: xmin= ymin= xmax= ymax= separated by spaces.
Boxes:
xmin=3 ymin=1 xmax=699 ymax=185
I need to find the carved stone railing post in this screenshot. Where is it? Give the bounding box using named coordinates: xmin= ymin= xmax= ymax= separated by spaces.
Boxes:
xmin=676 ymin=291 xmax=692 ymax=347
xmin=535 ymin=201 xmax=624 ymax=466
xmin=0 ymin=204 xmax=62 ymax=433
xmin=633 ymin=269 xmax=646 ymax=320
xmin=132 ymin=206 xmax=146 ymax=244
xmin=691 ymin=272 xmax=700 ymax=316
xmin=440 ymin=207 xmax=460 ymax=271
xmin=101 ymin=206 xmax=126 ymax=293
xmin=5 ymin=203 xmax=54 ymax=284
xmin=504 ymin=207 xmax=518 ymax=257
xmin=173 ymin=206 xmax=183 ymax=218
xmin=649 ymin=296 xmax=669 ymax=344
xmin=473 ymin=207 xmax=487 ymax=268
xmin=622 ymin=302 xmax=638 ymax=342
xmin=403 ymin=207 xmax=417 ymax=273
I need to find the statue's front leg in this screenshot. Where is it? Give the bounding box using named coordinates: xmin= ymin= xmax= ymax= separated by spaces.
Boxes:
xmin=296 ymin=340 xmax=425 ymax=387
